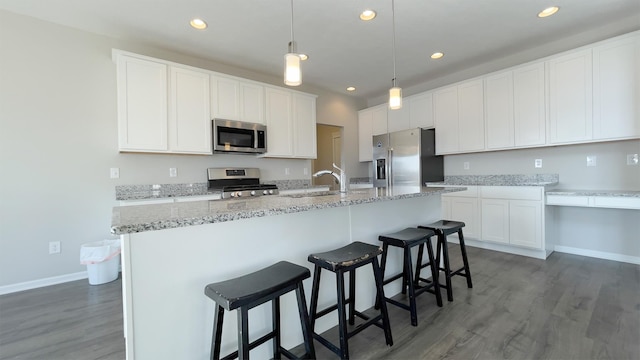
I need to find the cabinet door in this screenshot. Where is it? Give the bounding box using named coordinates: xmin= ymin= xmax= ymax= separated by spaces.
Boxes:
xmin=292 ymin=93 xmax=317 ymax=158
xmin=481 ymin=199 xmax=509 ymax=244
xmin=548 ymin=49 xmax=593 ymax=144
xmin=409 ymin=92 xmax=434 ymax=129
xmin=116 ymin=55 xmax=168 ymax=152
xmin=434 ymin=86 xmax=459 ymax=154
xmin=513 ymin=62 xmax=546 ymax=147
xmin=593 ymin=34 xmax=640 ymax=140
xmin=239 ymin=82 xmax=265 ymax=124
xmin=458 ymin=79 xmax=485 ymax=151
xmin=371 ymin=105 xmax=389 ymax=136
xmin=169 ymin=67 xmax=211 ymax=154
xmin=485 ymin=71 xmax=514 ymax=149
xmin=509 ymin=200 xmax=542 ymax=249
xmin=210 ymin=75 xmax=239 ymax=120
xmin=441 ymin=197 xmax=452 ymax=219
xmin=264 ymin=87 xmax=293 ymax=157
xmin=450 ymin=197 xmax=480 ymax=240
xmin=358 ymin=109 xmax=374 ymax=162
xmin=387 ymin=103 xmax=410 ymax=133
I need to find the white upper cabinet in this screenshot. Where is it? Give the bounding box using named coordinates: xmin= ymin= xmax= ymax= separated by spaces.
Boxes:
xmin=387 ymin=104 xmax=410 ymax=133
xmin=409 ymin=92 xmax=434 ymax=129
xmin=211 ymin=75 xmax=264 ymax=124
xmin=358 ymin=108 xmax=374 ymax=162
xmin=116 ymin=54 xmax=168 ymax=152
xmin=513 ymin=62 xmax=546 ymax=147
xmin=263 ymin=87 xmax=317 ymax=159
xmin=169 ymin=67 xmax=211 ymax=154
xmin=371 ymin=104 xmax=388 ymax=136
xmin=485 ymin=71 xmax=514 ymax=150
xmin=592 ymin=33 xmax=640 ymax=140
xmin=548 ymin=49 xmax=593 ymax=144
xmin=434 ymin=79 xmax=484 ymax=154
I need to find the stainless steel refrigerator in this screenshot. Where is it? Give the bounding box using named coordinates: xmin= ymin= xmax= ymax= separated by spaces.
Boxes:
xmin=372 ymin=128 xmax=443 ymax=188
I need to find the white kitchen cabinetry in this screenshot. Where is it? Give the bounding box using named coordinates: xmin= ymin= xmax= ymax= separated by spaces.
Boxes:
xmin=434 ymin=79 xmax=484 ymax=154
xmin=548 ymin=49 xmax=593 ymax=144
xmin=115 ymin=52 xmax=211 ymax=154
xmin=409 ymin=92 xmax=434 ymax=129
xmin=357 ymin=104 xmax=387 ymax=162
xmin=441 ymin=186 xmax=480 ymax=240
xmin=592 ymin=34 xmax=640 ymax=140
xmin=484 ymin=71 xmax=514 ymax=149
xmin=480 ymin=186 xmax=544 ymax=250
xmin=210 ymin=75 xmax=264 ymax=124
xmin=116 ymin=54 xmax=168 ymax=152
xmin=513 ymin=62 xmax=546 ymax=147
xmin=169 ymin=67 xmax=211 ymax=153
xmin=263 ymin=87 xmax=317 ymax=159
xmin=387 ymin=104 xmax=410 ymax=133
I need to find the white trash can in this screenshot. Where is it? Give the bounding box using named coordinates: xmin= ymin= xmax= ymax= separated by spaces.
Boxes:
xmin=80 ymin=239 xmax=121 ymax=285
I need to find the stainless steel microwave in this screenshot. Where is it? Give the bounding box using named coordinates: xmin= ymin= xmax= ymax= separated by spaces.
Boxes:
xmin=212 ymin=119 xmax=267 ymax=154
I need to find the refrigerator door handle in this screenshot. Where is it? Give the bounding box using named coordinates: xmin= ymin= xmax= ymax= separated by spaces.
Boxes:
xmin=387 ymin=147 xmax=393 ymax=187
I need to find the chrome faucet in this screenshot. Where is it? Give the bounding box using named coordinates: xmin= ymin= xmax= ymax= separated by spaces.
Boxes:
xmin=313 ymin=163 xmax=347 ymax=193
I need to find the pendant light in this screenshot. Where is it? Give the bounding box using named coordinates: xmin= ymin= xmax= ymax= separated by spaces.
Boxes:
xmin=389 ymin=0 xmax=402 ymax=109
xmin=284 ymin=0 xmax=301 ymax=86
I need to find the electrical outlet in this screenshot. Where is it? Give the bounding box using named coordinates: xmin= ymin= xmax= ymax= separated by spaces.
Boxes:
xmin=463 ymin=162 xmax=470 ymax=170
xmin=534 ymin=159 xmax=542 ymax=168
xmin=586 ymin=156 xmax=597 ymax=167
xmin=169 ymin=168 xmax=177 ymax=177
xmin=285 ymin=168 xmax=290 ymax=175
xmin=110 ymin=168 xmax=120 ymax=179
xmin=303 ymin=168 xmax=309 ymax=175
xmin=627 ymin=153 xmax=639 ymax=165
xmin=49 ymin=241 xmax=61 ymax=254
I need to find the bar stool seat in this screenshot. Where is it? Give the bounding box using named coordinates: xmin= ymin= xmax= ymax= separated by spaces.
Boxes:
xmin=204 ymin=261 xmax=315 ymax=360
xmin=418 ymin=220 xmax=473 ymax=302
xmin=308 ymin=241 xmax=393 ymax=360
xmin=377 ymin=227 xmax=442 ymax=326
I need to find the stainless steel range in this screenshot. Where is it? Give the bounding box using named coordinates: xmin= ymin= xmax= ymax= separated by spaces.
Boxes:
xmin=207 ymin=167 xmax=278 ymax=199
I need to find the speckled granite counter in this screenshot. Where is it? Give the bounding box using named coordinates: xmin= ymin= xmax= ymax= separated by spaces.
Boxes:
xmin=111 ymin=186 xmax=465 ymax=234
xmin=546 ymin=190 xmax=640 ymax=198
xmin=426 ymin=174 xmax=559 ymax=187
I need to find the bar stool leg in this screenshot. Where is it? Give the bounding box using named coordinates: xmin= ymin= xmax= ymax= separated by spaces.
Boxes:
xmin=272 ymin=297 xmax=281 ymax=359
xmin=403 ymin=247 xmax=419 ymax=326
xmin=336 ymin=270 xmax=349 ymax=359
xmin=458 ymin=229 xmax=473 ymax=288
xmin=372 ymin=258 xmax=393 ymax=346
xmin=439 ymin=233 xmax=454 ymax=302
xmin=414 ymin=243 xmax=424 ymax=286
xmin=375 ymin=243 xmax=390 ymax=310
xmin=238 ymin=307 xmax=250 ymax=360
xmin=424 ymin=237 xmax=443 ymax=307
xmin=309 ymin=265 xmax=322 ymax=330
xmin=211 ymin=305 xmax=225 ymax=360
xmin=295 ymin=283 xmax=316 ymax=359
xmin=348 ymin=270 xmax=356 ymax=325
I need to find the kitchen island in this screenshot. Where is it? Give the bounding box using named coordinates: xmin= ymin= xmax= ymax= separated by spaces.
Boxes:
xmin=111 ymin=186 xmax=463 ymax=360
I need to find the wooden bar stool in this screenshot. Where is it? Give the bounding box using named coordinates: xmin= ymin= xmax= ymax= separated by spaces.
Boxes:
xmin=377 ymin=227 xmax=442 ymax=326
xmin=204 ymin=261 xmax=315 ymax=360
xmin=307 ymin=241 xmax=393 ymax=360
xmin=418 ymin=220 xmax=473 ymax=302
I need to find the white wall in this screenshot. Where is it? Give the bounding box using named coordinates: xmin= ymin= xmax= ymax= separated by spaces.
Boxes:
xmin=0 ymin=10 xmax=366 ymax=288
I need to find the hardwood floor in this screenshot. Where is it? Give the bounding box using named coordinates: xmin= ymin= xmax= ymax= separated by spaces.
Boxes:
xmin=1 ymin=247 xmax=638 ymax=360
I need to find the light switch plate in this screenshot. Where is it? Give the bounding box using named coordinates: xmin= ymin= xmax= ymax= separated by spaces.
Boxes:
xmin=463 ymin=162 xmax=470 ymax=170
xmin=169 ymin=168 xmax=177 ymax=177
xmin=534 ymin=159 xmax=542 ymax=168
xmin=586 ymin=156 xmax=597 ymax=167
xmin=110 ymin=168 xmax=120 ymax=179
xmin=627 ymin=154 xmax=639 ymax=165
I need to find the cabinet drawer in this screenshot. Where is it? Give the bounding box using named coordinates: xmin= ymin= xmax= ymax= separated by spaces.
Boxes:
xmin=441 ymin=186 xmax=478 ymax=198
xmin=480 ymin=186 xmax=542 ymax=200
xmin=545 ymin=195 xmax=590 ymax=206
xmin=593 ymin=197 xmax=640 ymax=210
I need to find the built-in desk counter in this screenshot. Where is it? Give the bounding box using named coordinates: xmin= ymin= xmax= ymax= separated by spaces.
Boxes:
xmin=546 ymin=190 xmax=640 ymax=210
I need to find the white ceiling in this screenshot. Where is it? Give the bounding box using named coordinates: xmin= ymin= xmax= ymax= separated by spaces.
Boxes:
xmin=1 ymin=0 xmax=639 ymax=101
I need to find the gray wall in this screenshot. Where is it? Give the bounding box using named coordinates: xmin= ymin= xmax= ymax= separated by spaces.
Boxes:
xmin=0 ymin=10 xmax=367 ymax=287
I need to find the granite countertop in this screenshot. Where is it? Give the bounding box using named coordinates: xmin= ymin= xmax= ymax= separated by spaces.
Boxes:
xmin=546 ymin=190 xmax=640 ymax=198
xmin=426 ymin=174 xmax=559 ymax=187
xmin=111 ymin=186 xmax=466 ymax=235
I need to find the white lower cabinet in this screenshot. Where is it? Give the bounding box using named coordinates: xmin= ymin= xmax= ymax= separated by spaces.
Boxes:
xmin=509 ymin=200 xmax=542 ymax=248
xmin=441 ymin=186 xmax=480 ymax=240
xmin=480 ymin=199 xmax=510 ymax=244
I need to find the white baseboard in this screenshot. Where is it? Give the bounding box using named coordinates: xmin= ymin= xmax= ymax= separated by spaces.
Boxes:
xmin=553 ymin=245 xmax=640 ymax=265
xmin=0 ymin=271 xmax=88 ymax=296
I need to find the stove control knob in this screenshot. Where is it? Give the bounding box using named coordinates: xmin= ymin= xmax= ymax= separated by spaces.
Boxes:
xmin=250 ymin=191 xmax=256 ymax=196
xmin=236 ymin=191 xmax=243 ymax=197
xmin=263 ymin=190 xmax=268 ymax=195
xmin=229 ymin=192 xmax=236 ymax=198
xmin=268 ymin=190 xmax=274 ymax=195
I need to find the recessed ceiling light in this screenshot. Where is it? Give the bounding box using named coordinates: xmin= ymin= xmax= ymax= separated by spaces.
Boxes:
xmin=431 ymin=52 xmax=444 ymax=60
xmin=299 ymin=54 xmax=308 ymax=61
xmin=538 ymin=6 xmax=559 ymax=18
xmin=360 ymin=9 xmax=377 ymax=21
xmin=189 ymin=18 xmax=207 ymax=30
xmin=346 ymin=86 xmax=356 ymax=92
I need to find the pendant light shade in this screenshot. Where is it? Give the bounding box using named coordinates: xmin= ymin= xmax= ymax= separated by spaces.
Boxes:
xmin=284 ymin=0 xmax=301 ymax=86
xmin=388 ymin=0 xmax=402 ymax=109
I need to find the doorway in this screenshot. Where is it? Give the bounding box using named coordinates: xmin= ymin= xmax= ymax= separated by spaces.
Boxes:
xmin=313 ymin=124 xmax=343 ymax=190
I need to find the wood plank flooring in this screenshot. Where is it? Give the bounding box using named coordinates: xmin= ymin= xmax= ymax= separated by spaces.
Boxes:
xmin=1 ymin=246 xmax=638 ymax=360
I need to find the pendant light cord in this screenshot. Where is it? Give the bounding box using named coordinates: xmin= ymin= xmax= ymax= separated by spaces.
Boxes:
xmin=391 ymin=0 xmax=397 ymax=87
xmin=289 ymin=0 xmax=295 ymax=52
